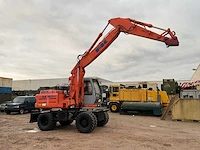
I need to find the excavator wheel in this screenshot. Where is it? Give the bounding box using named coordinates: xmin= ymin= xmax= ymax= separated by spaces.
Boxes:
xmin=59 ymin=120 xmax=73 ymax=126
xmin=109 ymin=103 xmax=120 ymax=112
xmin=97 ymin=111 xmax=109 ymax=127
xmin=37 ymin=113 xmax=56 ymax=131
xmin=76 ymin=112 xmax=97 ymax=133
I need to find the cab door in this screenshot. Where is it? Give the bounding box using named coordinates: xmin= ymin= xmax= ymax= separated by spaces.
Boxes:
xmin=30 ymin=97 xmax=36 ymax=109
xmin=83 ymin=78 xmax=102 ymax=106
xmin=83 ymin=79 xmax=94 ymax=104
xmin=24 ymin=98 xmax=31 ymax=111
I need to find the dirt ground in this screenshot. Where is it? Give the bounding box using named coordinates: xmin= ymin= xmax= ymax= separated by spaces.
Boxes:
xmin=0 ymin=110 xmax=200 ymax=150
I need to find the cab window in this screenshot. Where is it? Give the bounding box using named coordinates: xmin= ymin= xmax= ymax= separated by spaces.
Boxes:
xmin=30 ymin=97 xmax=36 ymax=103
xmin=84 ymin=81 xmax=92 ymax=95
xmin=113 ymin=87 xmax=119 ymax=92
xmin=25 ymin=98 xmax=31 ymax=103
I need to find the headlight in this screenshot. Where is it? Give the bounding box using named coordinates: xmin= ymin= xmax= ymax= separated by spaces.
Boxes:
xmin=42 ymin=103 xmax=47 ymax=106
xmin=14 ymin=105 xmax=20 ymax=108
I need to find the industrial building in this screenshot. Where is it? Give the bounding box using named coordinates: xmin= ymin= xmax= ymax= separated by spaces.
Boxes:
xmin=191 ymin=64 xmax=200 ymax=82
xmin=12 ymin=77 xmax=188 ymax=92
xmin=0 ymin=64 xmax=199 ymax=100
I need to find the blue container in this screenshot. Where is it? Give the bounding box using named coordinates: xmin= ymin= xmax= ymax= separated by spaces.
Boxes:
xmin=0 ymin=87 xmax=12 ymax=94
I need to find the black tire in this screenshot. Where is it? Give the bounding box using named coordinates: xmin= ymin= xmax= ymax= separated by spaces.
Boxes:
xmin=109 ymin=103 xmax=120 ymax=112
xmin=37 ymin=113 xmax=56 ymax=131
xmin=59 ymin=120 xmax=73 ymax=126
xmin=5 ymin=111 xmax=11 ymax=114
xmin=19 ymin=108 xmax=25 ymax=114
xmin=76 ymin=112 xmax=97 ymax=133
xmin=97 ymin=111 xmax=109 ymax=127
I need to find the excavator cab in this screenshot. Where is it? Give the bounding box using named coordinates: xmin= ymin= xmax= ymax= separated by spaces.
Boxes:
xmin=83 ymin=77 xmax=103 ymax=107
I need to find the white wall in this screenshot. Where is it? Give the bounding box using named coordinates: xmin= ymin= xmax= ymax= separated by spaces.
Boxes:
xmin=12 ymin=77 xmax=112 ymax=91
xmin=13 ymin=78 xmax=69 ymax=90
xmin=191 ymin=64 xmax=200 ymax=82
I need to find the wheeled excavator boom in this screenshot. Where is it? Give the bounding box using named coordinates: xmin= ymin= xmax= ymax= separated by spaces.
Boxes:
xmin=30 ymin=17 xmax=179 ymax=133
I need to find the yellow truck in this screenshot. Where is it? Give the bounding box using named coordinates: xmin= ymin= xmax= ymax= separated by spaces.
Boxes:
xmin=108 ymin=85 xmax=169 ymax=116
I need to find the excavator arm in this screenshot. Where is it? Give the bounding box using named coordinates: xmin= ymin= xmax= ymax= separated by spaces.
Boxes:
xmin=69 ymin=17 xmax=179 ymax=107
xmin=109 ymin=18 xmax=178 ymax=46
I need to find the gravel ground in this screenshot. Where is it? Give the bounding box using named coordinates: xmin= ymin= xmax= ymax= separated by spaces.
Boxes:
xmin=0 ymin=110 xmax=200 ymax=150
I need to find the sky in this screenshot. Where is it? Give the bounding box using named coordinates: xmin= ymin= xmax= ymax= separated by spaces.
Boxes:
xmin=0 ymin=0 xmax=199 ymax=82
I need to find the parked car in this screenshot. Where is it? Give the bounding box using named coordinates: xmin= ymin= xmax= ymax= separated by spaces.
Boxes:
xmin=0 ymin=101 xmax=12 ymax=112
xmin=5 ymin=96 xmax=36 ymax=114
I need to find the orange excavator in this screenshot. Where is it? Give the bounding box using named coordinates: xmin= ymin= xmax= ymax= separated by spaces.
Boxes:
xmin=30 ymin=17 xmax=179 ymax=133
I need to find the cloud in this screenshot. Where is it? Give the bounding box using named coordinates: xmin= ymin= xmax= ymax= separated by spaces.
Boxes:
xmin=0 ymin=0 xmax=199 ymax=82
